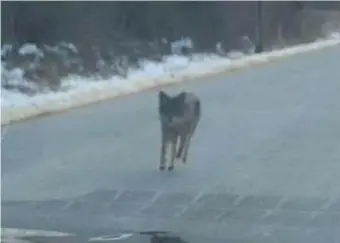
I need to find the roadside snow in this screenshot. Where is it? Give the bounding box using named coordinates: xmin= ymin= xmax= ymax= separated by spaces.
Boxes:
xmin=1 ymin=228 xmax=74 ymax=243
xmin=1 ymin=44 xmax=13 ymax=57
xmin=18 ymin=43 xmax=44 ymax=57
xmin=1 ymin=35 xmax=340 ymax=125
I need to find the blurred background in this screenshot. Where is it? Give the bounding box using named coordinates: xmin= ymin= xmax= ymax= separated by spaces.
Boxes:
xmin=1 ymin=1 xmax=340 ymax=93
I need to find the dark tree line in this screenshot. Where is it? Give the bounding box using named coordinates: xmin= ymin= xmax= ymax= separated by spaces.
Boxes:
xmin=0 ymin=2 xmax=306 ymax=49
xmin=2 ymin=1 xmax=339 ymax=50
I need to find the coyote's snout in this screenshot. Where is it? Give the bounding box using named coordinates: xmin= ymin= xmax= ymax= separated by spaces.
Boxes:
xmin=158 ymin=90 xmax=201 ymax=171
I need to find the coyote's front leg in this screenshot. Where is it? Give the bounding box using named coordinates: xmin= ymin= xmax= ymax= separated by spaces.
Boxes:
xmin=168 ymin=135 xmax=178 ymax=171
xmin=159 ymin=127 xmax=167 ymax=171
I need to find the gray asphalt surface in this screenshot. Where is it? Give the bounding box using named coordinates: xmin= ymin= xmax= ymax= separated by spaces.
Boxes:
xmin=2 ymin=45 xmax=340 ymax=242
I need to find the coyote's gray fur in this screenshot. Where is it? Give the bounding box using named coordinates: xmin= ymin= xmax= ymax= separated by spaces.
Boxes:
xmin=158 ymin=90 xmax=201 ymax=171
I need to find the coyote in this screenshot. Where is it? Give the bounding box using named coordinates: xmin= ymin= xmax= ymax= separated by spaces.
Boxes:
xmin=158 ymin=90 xmax=201 ymax=171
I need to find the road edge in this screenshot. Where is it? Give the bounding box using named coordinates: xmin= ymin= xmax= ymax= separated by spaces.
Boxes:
xmin=1 ymin=38 xmax=340 ymax=125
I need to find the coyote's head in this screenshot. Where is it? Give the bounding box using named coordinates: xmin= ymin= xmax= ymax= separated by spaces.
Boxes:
xmin=158 ymin=91 xmax=186 ymax=125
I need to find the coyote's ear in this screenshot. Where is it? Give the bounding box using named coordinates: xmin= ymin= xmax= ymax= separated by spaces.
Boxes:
xmin=159 ymin=91 xmax=170 ymax=105
xmin=176 ymin=92 xmax=186 ymax=103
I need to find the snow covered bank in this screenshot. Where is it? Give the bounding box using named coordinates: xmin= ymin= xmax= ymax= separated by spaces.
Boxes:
xmin=1 ymin=228 xmax=74 ymax=243
xmin=1 ymin=36 xmax=340 ymax=125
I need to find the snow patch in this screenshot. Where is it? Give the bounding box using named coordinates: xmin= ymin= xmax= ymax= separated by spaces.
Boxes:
xmin=59 ymin=42 xmax=78 ymax=53
xmin=1 ymin=228 xmax=74 ymax=243
xmin=1 ymin=44 xmax=13 ymax=57
xmin=18 ymin=43 xmax=44 ymax=57
xmin=240 ymin=35 xmax=255 ymax=54
xmin=1 ymin=64 xmax=40 ymax=93
xmin=226 ymin=51 xmax=246 ymax=60
xmin=171 ymin=37 xmax=193 ymax=55
xmin=1 ymin=35 xmax=340 ymax=125
xmin=88 ymin=233 xmax=134 ymax=241
xmin=1 ymin=228 xmax=73 ymax=237
xmin=330 ymin=32 xmax=340 ymax=39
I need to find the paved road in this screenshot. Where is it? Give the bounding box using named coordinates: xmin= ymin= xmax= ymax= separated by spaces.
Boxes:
xmin=2 ymin=46 xmax=340 ymax=242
